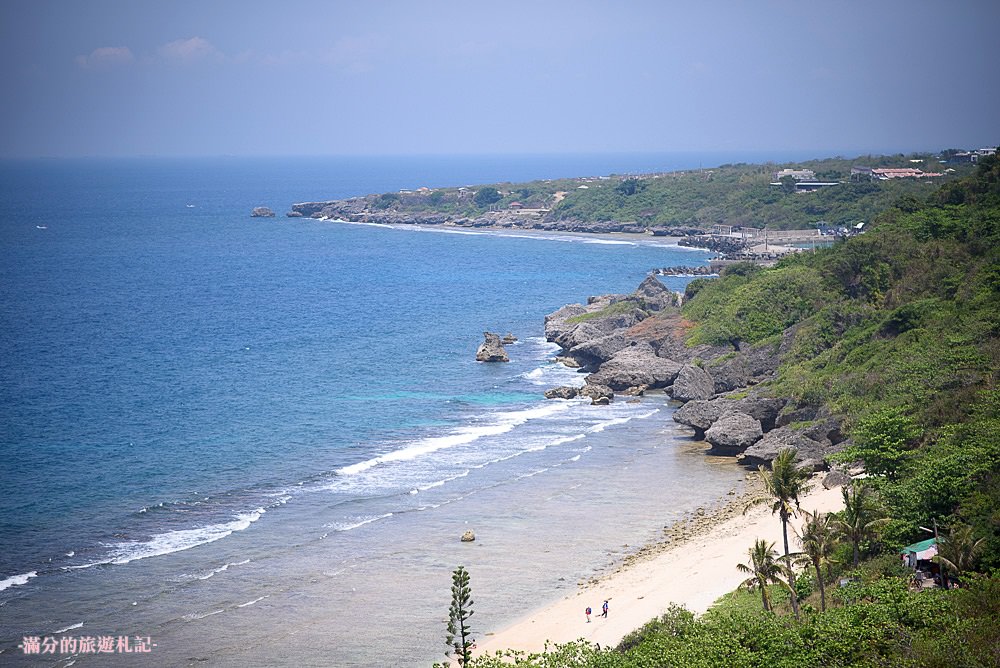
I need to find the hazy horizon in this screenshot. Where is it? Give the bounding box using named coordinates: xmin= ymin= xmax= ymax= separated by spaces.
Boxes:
xmin=2 ymin=1 xmax=997 ymax=159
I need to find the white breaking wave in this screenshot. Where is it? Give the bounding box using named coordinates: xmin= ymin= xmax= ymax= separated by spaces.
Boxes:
xmin=324 ymin=513 xmax=393 ymax=532
xmin=582 ymin=238 xmax=637 ymax=246
xmin=182 ymin=609 xmax=225 ymax=621
xmin=236 ymin=595 xmax=268 ymax=608
xmin=195 ymin=558 xmax=251 ymax=581
xmin=0 ymin=571 xmax=37 ymax=591
xmin=52 ymin=622 xmax=84 ymax=634
xmin=64 ymin=509 xmax=265 ymax=570
xmin=335 ymin=402 xmax=571 ymax=476
xmin=588 ymin=409 xmax=659 ymax=433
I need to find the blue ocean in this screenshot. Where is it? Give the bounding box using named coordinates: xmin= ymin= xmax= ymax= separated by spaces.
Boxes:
xmin=0 ymin=154 xmax=791 ymax=666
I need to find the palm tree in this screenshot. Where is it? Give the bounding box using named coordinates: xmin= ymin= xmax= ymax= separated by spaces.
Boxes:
xmin=833 ymin=480 xmax=891 ymax=567
xmin=796 ymin=510 xmax=838 ymax=611
xmin=745 ymin=448 xmax=812 ymax=619
xmin=737 ymin=539 xmax=787 ymax=612
xmin=933 ymin=523 xmax=986 ymax=589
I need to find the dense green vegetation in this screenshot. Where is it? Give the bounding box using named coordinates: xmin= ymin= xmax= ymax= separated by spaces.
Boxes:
xmin=355 ymin=153 xmax=978 ymax=230
xmin=460 ymin=155 xmax=999 ymax=667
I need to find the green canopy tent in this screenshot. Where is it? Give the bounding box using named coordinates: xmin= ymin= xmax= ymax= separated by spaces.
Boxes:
xmin=901 ymin=537 xmax=937 ymax=568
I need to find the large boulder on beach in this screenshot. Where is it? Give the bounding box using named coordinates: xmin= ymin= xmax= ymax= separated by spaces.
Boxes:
xmin=475 ymin=332 xmax=509 ymax=362
xmin=586 ymin=344 xmax=682 ymax=392
xmin=705 ymin=411 xmax=763 ymax=451
xmin=673 ymin=395 xmax=787 ymax=437
xmin=738 ymin=426 xmax=837 ymax=471
xmin=671 ymin=364 xmax=715 ymax=402
xmin=544 ymin=386 xmax=579 ymax=400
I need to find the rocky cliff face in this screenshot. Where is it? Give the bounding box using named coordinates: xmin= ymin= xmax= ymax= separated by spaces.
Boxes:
xmin=541 ymin=274 xmax=849 ymax=470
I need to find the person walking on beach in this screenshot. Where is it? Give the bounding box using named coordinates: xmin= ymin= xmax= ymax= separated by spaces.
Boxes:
xmin=602 ymin=600 xmax=608 ymax=618
xmin=585 ymin=606 xmax=592 ymax=623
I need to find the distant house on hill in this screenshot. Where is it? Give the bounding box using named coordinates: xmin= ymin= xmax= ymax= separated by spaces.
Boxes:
xmin=772 ymin=168 xmax=816 ymax=181
xmin=871 ymin=168 xmax=943 ymax=180
xmin=508 ymin=202 xmax=523 ymax=210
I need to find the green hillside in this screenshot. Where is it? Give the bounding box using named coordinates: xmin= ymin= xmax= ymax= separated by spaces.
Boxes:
xmin=463 ymin=155 xmax=1000 ymax=667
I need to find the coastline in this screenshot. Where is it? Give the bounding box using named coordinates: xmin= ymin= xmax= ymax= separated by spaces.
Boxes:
xmin=475 ymin=472 xmax=845 ymax=657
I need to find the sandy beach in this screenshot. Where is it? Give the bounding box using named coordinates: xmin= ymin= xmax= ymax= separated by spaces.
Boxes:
xmin=476 ymin=474 xmax=846 ymax=656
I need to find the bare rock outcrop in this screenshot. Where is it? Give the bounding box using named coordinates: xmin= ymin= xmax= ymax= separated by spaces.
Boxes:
xmin=705 ymin=411 xmax=763 ymax=451
xmin=671 ymin=364 xmax=715 ymax=402
xmin=544 ymin=386 xmax=579 ymax=400
xmin=738 ymin=426 xmax=838 ymax=471
xmin=586 ymin=344 xmax=682 ymax=392
xmin=475 ymin=332 xmax=509 ymax=362
xmin=632 ymin=274 xmax=678 ymax=312
xmin=673 ymin=395 xmax=786 ymax=438
xmin=251 ymin=206 xmax=276 ymax=217
xmin=579 ymin=383 xmax=614 ymax=405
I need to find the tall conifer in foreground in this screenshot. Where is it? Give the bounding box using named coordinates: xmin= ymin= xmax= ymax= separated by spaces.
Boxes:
xmin=446 ymin=565 xmax=474 ymax=666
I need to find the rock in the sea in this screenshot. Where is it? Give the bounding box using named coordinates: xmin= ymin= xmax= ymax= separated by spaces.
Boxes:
xmin=705 ymin=411 xmax=763 ymax=451
xmin=554 ymin=356 xmax=583 ymax=368
xmin=461 ymin=530 xmax=475 ymax=542
xmin=544 ymin=386 xmax=579 ymax=400
xmin=580 ymin=383 xmax=614 ymax=405
xmin=586 ymin=344 xmax=681 ymax=391
xmin=671 ymin=364 xmax=715 ymax=402
xmin=251 ymin=206 xmax=276 ymax=217
xmin=501 ymin=332 xmax=518 ymax=345
xmin=285 ymin=210 xmax=304 ymax=218
xmin=475 ymin=331 xmax=509 ymax=362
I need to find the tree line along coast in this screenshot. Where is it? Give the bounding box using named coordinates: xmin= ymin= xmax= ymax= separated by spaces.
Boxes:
xmin=431 ymin=151 xmax=1000 ymax=667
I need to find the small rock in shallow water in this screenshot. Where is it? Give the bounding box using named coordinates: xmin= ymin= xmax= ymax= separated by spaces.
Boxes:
xmin=461 ymin=530 xmax=475 ymax=542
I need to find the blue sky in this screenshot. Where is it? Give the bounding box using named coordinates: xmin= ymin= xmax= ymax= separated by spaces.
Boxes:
xmin=1 ymin=0 xmax=997 ymax=158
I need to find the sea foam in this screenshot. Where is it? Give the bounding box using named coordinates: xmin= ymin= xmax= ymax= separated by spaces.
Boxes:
xmin=0 ymin=571 xmax=38 ymax=592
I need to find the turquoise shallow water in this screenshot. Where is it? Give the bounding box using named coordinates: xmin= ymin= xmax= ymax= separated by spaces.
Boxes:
xmin=0 ymin=155 xmax=759 ymax=665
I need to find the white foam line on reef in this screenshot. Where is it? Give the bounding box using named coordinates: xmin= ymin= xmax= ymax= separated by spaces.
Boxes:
xmin=237 ymin=595 xmax=268 ymax=608
xmin=324 ymin=513 xmax=393 ymax=532
xmin=52 ymin=622 xmax=84 ymax=634
xmin=65 ymin=510 xmax=265 ymax=570
xmin=335 ymin=402 xmax=571 ymax=476
xmin=0 ymin=571 xmax=37 ymax=591
xmin=196 ymin=558 xmax=251 ymax=581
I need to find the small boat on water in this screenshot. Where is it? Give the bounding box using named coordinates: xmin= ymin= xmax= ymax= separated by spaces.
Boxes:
xmin=36 ymin=225 xmax=47 ymax=229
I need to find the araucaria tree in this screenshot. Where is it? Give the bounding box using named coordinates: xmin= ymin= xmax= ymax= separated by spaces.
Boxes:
xmin=446 ymin=565 xmax=474 ymax=666
xmin=834 ymin=480 xmax=891 ymax=567
xmin=746 ymin=448 xmax=812 ymax=619
xmin=736 ymin=539 xmax=786 ymax=612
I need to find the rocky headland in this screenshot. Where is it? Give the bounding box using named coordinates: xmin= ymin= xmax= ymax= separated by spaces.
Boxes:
xmin=541 ymin=274 xmax=851 ymax=472
xmin=288 ymin=197 xmax=701 ymax=237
